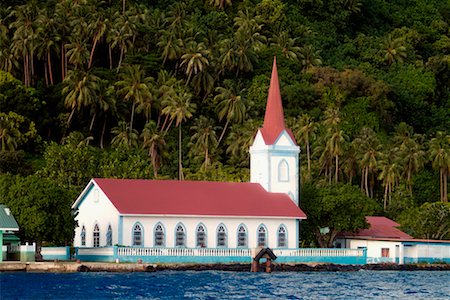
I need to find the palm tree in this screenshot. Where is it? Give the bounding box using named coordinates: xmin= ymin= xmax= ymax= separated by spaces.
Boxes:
xmin=161 ymin=88 xmax=196 ymax=180
xmin=111 ymin=121 xmax=138 ymax=149
xmin=109 ymin=10 xmax=138 ymax=72
xmin=214 ymin=81 xmax=247 ymax=144
xmin=141 ymin=121 xmax=167 ymax=178
xmin=429 ymin=131 xmax=450 ymax=202
xmin=62 ymin=69 xmax=100 ymax=127
xmin=210 ymin=0 xmax=232 ymax=9
xmin=65 ymin=36 xmax=89 ymax=70
xmin=190 ymin=116 xmax=219 ymax=169
xmin=0 ymin=112 xmax=21 ymax=151
xmin=9 ymin=3 xmax=38 ymax=86
xmin=0 ymin=19 xmax=18 ymax=72
xmin=115 ymin=64 xmax=153 ymax=144
xmin=35 ymin=9 xmax=60 ymax=85
xmin=87 ymin=8 xmax=109 ymax=69
xmin=382 ymin=34 xmax=407 ymax=65
xmin=299 ymin=45 xmax=322 ymax=71
xmin=270 ymin=30 xmax=300 ymax=61
xmin=378 ymin=148 xmax=403 ymax=210
xmin=353 ymin=127 xmax=382 ymax=197
xmin=157 ymin=29 xmax=184 ymax=64
xmin=180 ymin=41 xmax=210 ymax=84
xmin=292 ymin=114 xmax=317 ymax=181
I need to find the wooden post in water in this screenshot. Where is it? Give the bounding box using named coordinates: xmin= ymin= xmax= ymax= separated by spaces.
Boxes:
xmin=251 ymin=260 xmax=259 ymax=272
xmin=265 ymin=259 xmax=272 ymax=273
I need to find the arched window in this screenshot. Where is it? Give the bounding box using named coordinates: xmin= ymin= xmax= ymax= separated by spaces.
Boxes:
xmin=237 ymin=225 xmax=247 ymax=247
xmin=175 ymin=224 xmax=186 ymax=247
xmin=278 ymin=159 xmax=289 ymax=182
xmin=93 ymin=224 xmax=100 ymax=247
xmin=257 ymin=225 xmax=267 ymax=247
xmin=154 ymin=223 xmax=165 ymax=247
xmin=133 ymin=223 xmax=143 ymax=246
xmin=196 ymin=224 xmax=207 ymax=248
xmin=81 ymin=226 xmax=86 ymax=246
xmin=106 ymin=225 xmax=112 ymax=246
xmin=217 ymin=224 xmax=227 ymax=247
xmin=278 ymin=225 xmax=287 ymax=248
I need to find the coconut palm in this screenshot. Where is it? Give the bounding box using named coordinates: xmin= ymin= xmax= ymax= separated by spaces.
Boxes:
xmin=210 ymin=0 xmax=232 ymax=9
xmin=111 ymin=121 xmax=138 ymax=148
xmin=87 ymin=8 xmax=109 ymax=69
xmin=214 ymin=81 xmax=247 ymax=144
xmin=115 ymin=64 xmax=153 ymax=143
xmin=180 ymin=41 xmax=210 ymax=84
xmin=429 ymin=132 xmax=450 ymax=202
xmin=161 ymin=88 xmax=196 ymax=180
xmin=299 ymin=45 xmax=322 ymax=71
xmin=270 ymin=31 xmax=300 ymax=61
xmin=141 ymin=121 xmax=167 ymax=178
xmin=353 ymin=127 xmax=383 ymax=197
xmin=35 ymin=10 xmax=60 ymax=85
xmin=378 ymin=148 xmax=403 ymax=210
xmin=62 ymin=69 xmax=100 ymax=127
xmin=0 ymin=113 xmax=21 ymax=151
xmin=190 ymin=116 xmax=219 ymax=169
xmin=293 ymin=114 xmax=317 ymax=180
xmin=382 ymin=34 xmax=407 ymax=65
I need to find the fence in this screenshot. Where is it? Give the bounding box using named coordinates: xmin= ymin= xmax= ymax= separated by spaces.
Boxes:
xmin=41 ymin=246 xmax=71 ymax=261
xmin=74 ymin=246 xmax=367 ymax=264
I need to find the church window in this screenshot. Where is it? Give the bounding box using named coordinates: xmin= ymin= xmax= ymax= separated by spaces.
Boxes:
xmin=81 ymin=226 xmax=86 ymax=246
xmin=93 ymin=224 xmax=100 ymax=247
xmin=196 ymin=224 xmax=207 ymax=247
xmin=106 ymin=225 xmax=112 ymax=246
xmin=175 ymin=224 xmax=186 ymax=247
xmin=217 ymin=224 xmax=227 ymax=247
xmin=133 ymin=223 xmax=143 ymax=246
xmin=257 ymin=225 xmax=267 ymax=247
xmin=278 ymin=226 xmax=287 ymax=248
xmin=237 ymin=225 xmax=247 ymax=247
xmin=278 ymin=159 xmax=289 ymax=182
xmin=154 ymin=223 xmax=165 ymax=247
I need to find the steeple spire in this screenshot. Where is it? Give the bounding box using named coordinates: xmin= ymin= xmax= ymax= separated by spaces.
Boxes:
xmin=260 ymin=57 xmax=291 ymax=145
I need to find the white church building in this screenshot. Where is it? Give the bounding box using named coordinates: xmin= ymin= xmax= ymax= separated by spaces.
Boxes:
xmin=71 ymin=59 xmax=367 ymax=264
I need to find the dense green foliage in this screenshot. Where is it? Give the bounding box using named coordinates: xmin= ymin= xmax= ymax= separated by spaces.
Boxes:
xmin=1 ymin=0 xmax=450 ymax=245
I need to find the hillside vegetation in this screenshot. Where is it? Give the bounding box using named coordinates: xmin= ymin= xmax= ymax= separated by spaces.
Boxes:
xmin=0 ymin=0 xmax=449 ymax=245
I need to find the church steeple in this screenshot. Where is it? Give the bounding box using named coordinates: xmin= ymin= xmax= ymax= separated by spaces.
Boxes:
xmin=259 ymin=57 xmax=297 ymax=145
xmin=249 ymin=56 xmax=300 ymax=206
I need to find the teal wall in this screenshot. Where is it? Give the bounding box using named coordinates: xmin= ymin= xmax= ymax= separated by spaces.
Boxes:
xmin=0 ymin=230 xmax=3 ymax=262
xmin=41 ymin=246 xmax=71 ymax=261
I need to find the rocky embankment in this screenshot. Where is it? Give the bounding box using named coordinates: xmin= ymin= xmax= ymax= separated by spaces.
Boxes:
xmin=0 ymin=262 xmax=449 ymax=272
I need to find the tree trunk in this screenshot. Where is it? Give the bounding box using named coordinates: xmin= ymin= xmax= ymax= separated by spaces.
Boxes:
xmin=44 ymin=57 xmax=49 ymax=86
xmin=364 ymin=168 xmax=369 ymax=197
xmin=178 ymin=125 xmax=184 ymax=180
xmin=335 ymin=154 xmax=339 ymax=183
xmin=89 ymin=112 xmax=97 ymax=132
xmin=48 ymin=51 xmax=54 ymax=85
xmin=218 ymin=119 xmax=229 ymax=144
xmin=306 ymin=140 xmax=311 ymax=179
xmin=383 ymin=183 xmax=388 ymax=210
xmin=444 ymin=170 xmax=448 ymax=203
xmin=100 ymin=116 xmax=107 ymax=149
xmin=129 ymin=101 xmax=136 ymax=146
xmin=440 ymin=168 xmax=444 ymax=202
xmin=61 ymin=43 xmax=65 ymax=80
xmin=88 ymin=36 xmax=99 ymax=69
xmin=109 ymin=44 xmax=113 ymax=70
xmin=116 ymin=46 xmax=124 ymax=73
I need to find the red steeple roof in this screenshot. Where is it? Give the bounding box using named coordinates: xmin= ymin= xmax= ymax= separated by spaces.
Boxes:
xmin=259 ymin=57 xmax=297 ymax=145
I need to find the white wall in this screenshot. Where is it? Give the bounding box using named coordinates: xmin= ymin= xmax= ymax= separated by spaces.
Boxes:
xmin=341 ymin=239 xmax=400 ymax=263
xmin=250 ymin=130 xmax=300 ymax=205
xmin=121 ymin=216 xmax=297 ymax=249
xmin=74 ymin=183 xmax=120 ymax=247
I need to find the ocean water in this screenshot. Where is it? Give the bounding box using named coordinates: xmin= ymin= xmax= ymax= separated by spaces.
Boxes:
xmin=1 ymin=271 xmax=449 ymax=299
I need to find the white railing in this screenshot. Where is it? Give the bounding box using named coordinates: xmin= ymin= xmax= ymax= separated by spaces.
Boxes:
xmin=78 ymin=247 xmax=114 ymax=256
xmin=117 ymin=247 xmax=252 ymax=257
xmin=273 ymin=248 xmax=365 ymax=257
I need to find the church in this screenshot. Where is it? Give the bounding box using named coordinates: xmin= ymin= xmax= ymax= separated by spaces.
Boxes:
xmin=72 ymin=58 xmax=308 ymax=258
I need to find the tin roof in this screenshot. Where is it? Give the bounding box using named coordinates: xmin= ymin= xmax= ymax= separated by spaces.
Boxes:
xmin=75 ymin=178 xmax=306 ymax=219
xmin=340 ymin=216 xmax=412 ymax=239
xmin=0 ymin=205 xmax=19 ymax=231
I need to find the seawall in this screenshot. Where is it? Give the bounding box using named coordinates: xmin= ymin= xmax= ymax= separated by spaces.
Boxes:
xmin=1 ymin=262 xmax=450 ymax=272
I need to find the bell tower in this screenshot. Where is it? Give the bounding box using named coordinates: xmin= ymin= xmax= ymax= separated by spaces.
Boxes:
xmin=249 ymin=57 xmax=300 ymax=206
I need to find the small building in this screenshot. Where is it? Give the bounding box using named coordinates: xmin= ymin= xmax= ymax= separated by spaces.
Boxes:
xmin=0 ymin=204 xmax=19 ymax=262
xmin=336 ymin=216 xmax=450 ymax=264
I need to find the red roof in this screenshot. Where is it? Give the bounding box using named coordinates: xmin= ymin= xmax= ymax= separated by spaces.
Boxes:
xmin=342 ymin=216 xmax=412 ymax=239
xmin=260 ymin=57 xmax=297 ymax=145
xmin=91 ymin=178 xmax=306 ymax=219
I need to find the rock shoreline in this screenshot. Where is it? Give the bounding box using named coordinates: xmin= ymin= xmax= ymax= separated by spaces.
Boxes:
xmin=1 ymin=262 xmax=449 ymax=273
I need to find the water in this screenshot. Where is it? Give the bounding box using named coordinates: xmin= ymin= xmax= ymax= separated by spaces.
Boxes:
xmin=1 ymin=271 xmax=449 ymax=299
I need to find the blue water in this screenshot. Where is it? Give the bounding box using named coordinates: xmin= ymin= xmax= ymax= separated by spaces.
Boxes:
xmin=1 ymin=271 xmax=449 ymax=299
